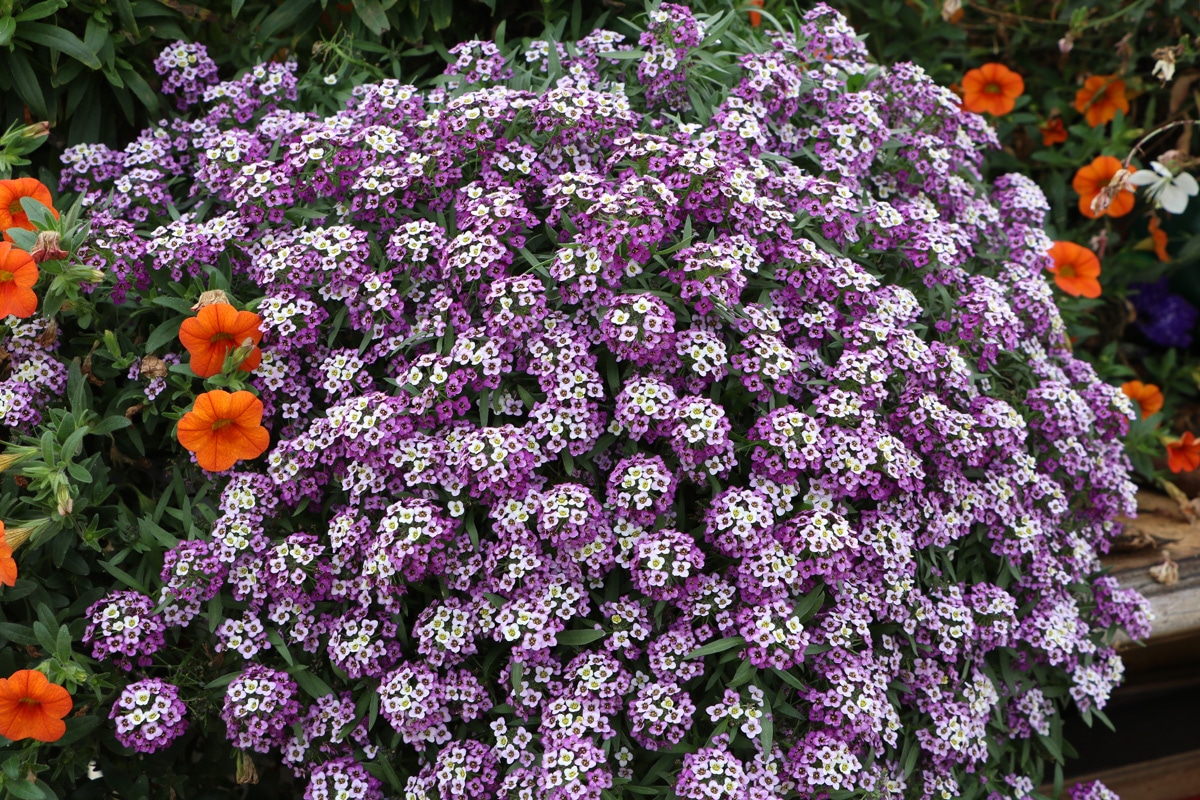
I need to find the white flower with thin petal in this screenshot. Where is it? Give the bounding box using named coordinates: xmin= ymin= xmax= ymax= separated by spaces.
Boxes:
xmin=1128 ymin=161 xmax=1199 ymax=214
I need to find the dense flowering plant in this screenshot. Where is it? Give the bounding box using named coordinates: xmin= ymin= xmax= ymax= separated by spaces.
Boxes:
xmin=0 ymin=3 xmax=1154 ymax=798
xmin=839 ymin=1 xmax=1200 ymax=486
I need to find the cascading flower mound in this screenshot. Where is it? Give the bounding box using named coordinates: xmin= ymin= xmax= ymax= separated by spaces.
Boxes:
xmin=70 ymin=4 xmax=1150 ymax=798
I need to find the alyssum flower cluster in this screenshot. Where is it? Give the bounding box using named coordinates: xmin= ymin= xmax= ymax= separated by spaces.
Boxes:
xmin=62 ymin=5 xmax=1150 ymax=799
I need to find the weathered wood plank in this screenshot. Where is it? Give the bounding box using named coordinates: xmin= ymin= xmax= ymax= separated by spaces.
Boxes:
xmin=1059 ymin=747 xmax=1200 ymax=800
xmin=1107 ymin=492 xmax=1200 ymax=645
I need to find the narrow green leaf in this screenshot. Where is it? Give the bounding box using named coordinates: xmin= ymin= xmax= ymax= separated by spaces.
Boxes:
xmin=14 ymin=1 xmax=63 ymax=23
xmin=685 ymin=635 xmax=746 ymax=660
xmin=352 ymin=0 xmax=389 ymax=35
xmin=17 ymin=22 xmax=101 ymax=69
xmin=145 ymin=317 xmax=183 ymax=355
xmin=6 ymin=51 xmax=49 ymax=120
xmin=556 ymin=628 xmax=606 ymax=646
xmin=258 ymin=0 xmax=319 ymax=41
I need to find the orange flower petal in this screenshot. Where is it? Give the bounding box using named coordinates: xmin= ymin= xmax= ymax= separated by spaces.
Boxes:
xmin=0 ymin=179 xmax=59 ymax=243
xmin=0 ymin=670 xmax=71 ymax=742
xmin=178 ymin=390 xmax=270 ymax=472
xmin=1149 ymin=216 xmax=1170 ymax=262
xmin=179 ymin=304 xmax=264 ymax=378
xmin=961 ymin=63 xmax=1024 ymax=116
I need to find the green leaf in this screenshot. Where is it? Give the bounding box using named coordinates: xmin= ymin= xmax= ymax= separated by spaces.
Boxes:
xmin=89 ymin=415 xmax=132 ymax=436
xmin=14 ymin=1 xmax=64 ymax=23
xmin=6 ymin=50 xmax=48 ymax=120
xmin=685 ymin=635 xmax=745 ymax=660
xmin=58 ymin=715 xmax=102 ymax=747
xmin=67 ymin=361 xmax=87 ymax=416
xmin=429 ymin=0 xmax=452 ymax=30
xmin=0 ymin=17 xmax=16 ymax=47
xmin=117 ymin=66 xmax=159 ymax=115
xmin=97 ymin=560 xmax=149 ymax=594
xmin=759 ymin=692 xmax=774 ymax=755
xmin=509 ymin=659 xmax=523 ymax=696
xmin=111 ymin=0 xmax=138 ymax=34
xmin=18 ymin=196 xmax=55 ymax=228
xmin=16 ymin=22 xmax=101 ymax=69
xmin=4 ymin=776 xmax=45 ymax=799
xmin=144 ymin=317 xmax=183 ymax=355
xmin=231 ymin=0 xmax=246 ymax=18
xmin=291 ymin=667 xmax=333 ymax=700
xmin=0 ymin=623 xmax=39 ymax=645
xmin=267 ymin=630 xmax=294 ymax=666
xmin=258 ymin=0 xmax=319 ymax=42
xmin=556 ymin=628 xmax=606 ymax=646
xmin=352 ymin=0 xmax=390 ymax=35
xmin=770 ymin=667 xmax=806 ymax=692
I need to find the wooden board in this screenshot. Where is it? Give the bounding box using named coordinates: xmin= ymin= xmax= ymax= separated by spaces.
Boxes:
xmin=1059 ymin=747 xmax=1200 ymax=800
xmin=1108 ymin=492 xmax=1200 ymax=645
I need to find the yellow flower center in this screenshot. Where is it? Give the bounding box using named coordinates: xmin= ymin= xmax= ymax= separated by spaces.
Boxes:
xmin=209 ymin=332 xmax=235 ymax=343
xmin=0 ymin=271 xmax=12 ymax=283
xmin=212 ymin=419 xmax=234 ymax=431
xmin=984 ymin=82 xmax=1002 ymax=95
xmin=8 ymin=200 xmax=22 ymax=216
xmin=1057 ymin=264 xmax=1076 ymax=279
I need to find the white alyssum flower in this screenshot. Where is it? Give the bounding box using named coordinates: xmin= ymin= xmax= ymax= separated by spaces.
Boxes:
xmin=1129 ymin=161 xmax=1199 ymax=214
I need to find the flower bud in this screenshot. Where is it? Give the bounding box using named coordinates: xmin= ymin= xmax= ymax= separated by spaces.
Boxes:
xmin=56 ymin=484 xmax=73 ymax=517
xmin=30 ymin=231 xmax=68 ymax=264
xmin=227 ymin=338 xmax=258 ymax=372
xmin=192 ymin=289 xmax=230 ymax=311
xmin=18 ymin=122 xmax=50 ymax=141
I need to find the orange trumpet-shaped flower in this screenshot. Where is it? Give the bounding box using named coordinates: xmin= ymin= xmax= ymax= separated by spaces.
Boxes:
xmin=1039 ymin=118 xmax=1068 ymax=147
xmin=1073 ymin=156 xmax=1134 ymax=219
xmin=0 ymin=242 xmax=39 ymax=319
xmin=1121 ymin=381 xmax=1164 ymax=419
xmin=960 ymin=63 xmax=1025 ymax=116
xmin=178 ymin=303 xmax=264 ymax=379
xmin=1148 ymin=216 xmax=1170 ymax=262
xmin=177 ymin=390 xmax=270 ymax=473
xmin=1074 ymin=75 xmax=1129 ymax=128
xmin=0 ymin=179 xmax=59 ymax=242
xmin=0 ymin=670 xmax=72 ymax=742
xmin=0 ymin=522 xmax=16 ymax=588
xmin=748 ymin=0 xmax=763 ymax=26
xmin=1168 ymin=431 xmax=1200 ymax=473
xmin=1046 ymin=241 xmax=1101 ymax=298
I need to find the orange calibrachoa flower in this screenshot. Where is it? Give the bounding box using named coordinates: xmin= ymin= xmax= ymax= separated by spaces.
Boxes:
xmin=0 ymin=179 xmax=59 ymax=242
xmin=1074 ymin=74 xmax=1129 ymax=127
xmin=178 ymin=302 xmax=264 ymax=378
xmin=177 ymin=390 xmax=270 ymax=472
xmin=1148 ymin=216 xmax=1170 ymax=261
xmin=0 ymin=242 xmax=39 ymax=319
xmin=0 ymin=522 xmax=15 ymax=588
xmin=1121 ymin=380 xmax=1164 ymax=419
xmin=960 ymin=63 xmax=1024 ymax=116
xmin=1039 ymin=118 xmax=1067 ymax=147
xmin=748 ymin=0 xmax=763 ymax=26
xmin=1046 ymin=241 xmax=1102 ymax=298
xmin=1168 ymin=431 xmax=1200 ymax=473
xmin=0 ymin=543 xmax=14 ymax=588
xmin=1072 ymin=155 xmax=1134 ymax=219
xmin=0 ymin=670 xmax=72 ymax=742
